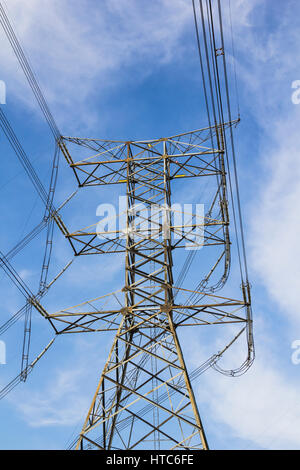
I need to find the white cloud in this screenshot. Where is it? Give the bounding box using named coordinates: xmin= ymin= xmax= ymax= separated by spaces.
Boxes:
xmin=9 ymin=335 xmax=108 ymax=428
xmin=230 ymin=0 xmax=300 ymax=326
xmin=198 ymin=348 xmax=300 ymax=450
xmin=16 ymin=368 xmax=90 ymax=427
xmin=179 ymin=316 xmax=300 ymax=450
xmin=249 ymin=114 xmax=300 ymax=325
xmin=0 ymin=0 xmax=192 ymax=132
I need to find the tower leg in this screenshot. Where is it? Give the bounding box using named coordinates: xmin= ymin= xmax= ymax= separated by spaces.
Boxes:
xmin=76 ymin=308 xmax=208 ymax=450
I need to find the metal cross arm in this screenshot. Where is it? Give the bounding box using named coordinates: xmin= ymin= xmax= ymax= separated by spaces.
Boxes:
xmin=59 ymin=128 xmax=227 ymax=188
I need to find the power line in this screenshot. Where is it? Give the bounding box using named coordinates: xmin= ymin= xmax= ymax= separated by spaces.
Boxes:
xmin=0 ymin=2 xmax=61 ymax=140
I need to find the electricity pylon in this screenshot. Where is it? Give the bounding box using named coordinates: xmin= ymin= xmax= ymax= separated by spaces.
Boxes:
xmin=46 ymin=124 xmax=253 ymax=450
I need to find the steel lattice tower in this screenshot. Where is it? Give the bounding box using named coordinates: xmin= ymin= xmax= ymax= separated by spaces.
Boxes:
xmin=46 ymin=124 xmax=252 ymax=450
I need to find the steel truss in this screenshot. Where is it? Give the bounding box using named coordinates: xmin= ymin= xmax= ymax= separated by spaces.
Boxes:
xmin=32 ymin=123 xmax=253 ymax=450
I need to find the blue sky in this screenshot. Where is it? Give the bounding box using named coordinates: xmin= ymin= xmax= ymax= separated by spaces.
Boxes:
xmin=0 ymin=0 xmax=300 ymax=450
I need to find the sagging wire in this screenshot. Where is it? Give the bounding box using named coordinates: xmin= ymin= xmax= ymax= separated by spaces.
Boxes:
xmin=189 ymin=0 xmax=254 ymax=376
